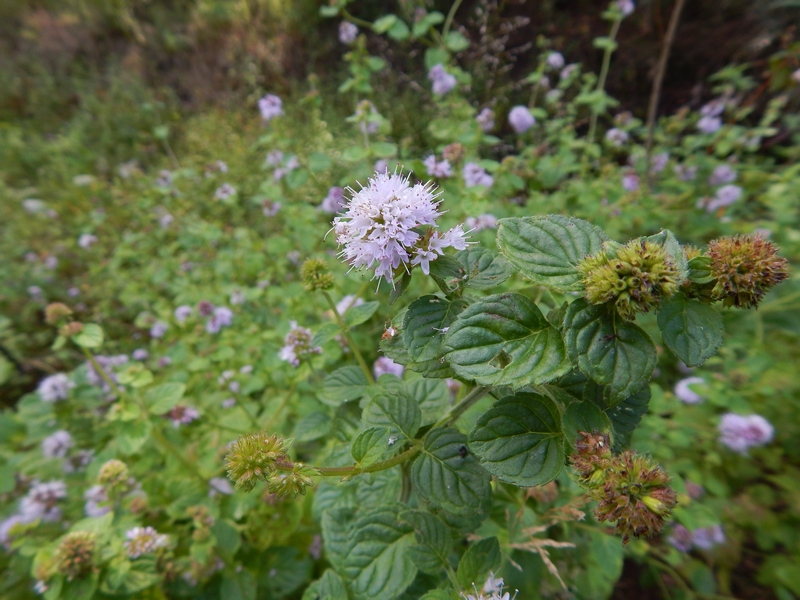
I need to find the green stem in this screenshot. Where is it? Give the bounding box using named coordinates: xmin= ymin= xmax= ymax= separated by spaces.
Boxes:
xmin=433 ymin=385 xmax=490 ymax=429
xmin=586 ymin=17 xmax=622 ymax=147
xmin=81 ymin=347 xmax=125 ymax=398
xmin=341 ymin=8 xmax=372 ymax=29
xmin=298 ymin=443 xmax=421 ymax=477
xmin=442 ymin=0 xmax=464 ymax=41
xmin=323 ymin=291 xmax=375 ymax=384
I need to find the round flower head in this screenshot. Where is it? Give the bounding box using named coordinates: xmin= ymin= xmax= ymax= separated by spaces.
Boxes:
xmin=423 ymin=155 xmax=453 ymax=178
xmin=319 ymin=186 xmax=345 ymax=213
xmin=258 ymin=94 xmax=283 ymax=121
xmin=279 ymin=321 xmax=322 ymax=367
xmin=428 ymin=64 xmax=457 ymax=96
xmin=373 ymin=356 xmax=405 ymax=379
xmin=37 ymin=373 xmax=75 ymax=402
xmin=719 ymin=413 xmax=774 ymax=455
xmin=508 ymin=106 xmax=535 ymax=133
xmin=462 ymin=163 xmax=493 ymax=188
xmin=708 ymin=164 xmax=737 ymax=186
xmin=78 ymin=234 xmax=97 ymax=249
xmin=476 ymin=108 xmax=495 ymax=132
xmin=124 ymin=526 xmax=169 ymax=559
xmin=174 ymin=305 xmax=193 ymax=323
xmin=674 ymin=376 xmax=704 ymax=404
xmin=545 ymin=51 xmax=565 ymax=70
xmin=605 ymin=128 xmax=629 ymax=147
xmin=339 ymin=21 xmax=358 ymax=44
xmin=150 ymin=321 xmax=168 ymax=339
xmin=333 ymin=170 xmax=468 ymax=285
xmin=697 ymin=115 xmax=721 ymax=134
xmin=42 ymin=430 xmax=73 ymax=458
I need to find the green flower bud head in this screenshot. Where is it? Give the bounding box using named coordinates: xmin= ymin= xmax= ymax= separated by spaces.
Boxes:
xmin=578 ymin=239 xmax=680 ymax=320
xmin=225 ymin=432 xmax=292 ymax=492
xmin=97 ymin=459 xmax=130 ymax=489
xmin=45 ymin=303 xmax=72 ymax=325
xmin=300 ymin=258 xmax=334 ymax=291
xmin=266 ymin=463 xmax=318 ymax=497
xmin=59 ymin=321 xmax=84 ymax=337
xmin=55 ymin=532 xmax=96 ymax=580
xmin=707 ymin=234 xmax=789 ymax=309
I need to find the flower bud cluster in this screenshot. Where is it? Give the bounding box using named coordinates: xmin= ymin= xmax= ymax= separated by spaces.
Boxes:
xmin=577 ymin=239 xmax=680 ymax=320
xmin=570 ymin=432 xmax=678 ymax=544
xmin=225 ymin=433 xmax=317 ymax=496
xmin=301 ymin=258 xmax=334 ymax=291
xmin=55 ymin=531 xmax=97 ymax=579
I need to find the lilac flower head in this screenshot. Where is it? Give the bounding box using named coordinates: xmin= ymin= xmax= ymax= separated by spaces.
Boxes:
xmin=706 ymin=184 xmax=742 ymax=212
xmin=156 ymin=170 xmax=173 ymax=188
xmin=85 ymin=355 xmax=128 ymax=392
xmin=701 ymin=98 xmax=726 ymax=117
xmin=333 ymin=170 xmax=468 ymax=284
xmin=78 ymin=234 xmax=98 ymax=249
xmin=674 ymin=376 xmax=704 ymax=404
xmin=374 ymin=159 xmax=389 ymax=174
xmin=464 ymin=214 xmax=498 ymax=232
xmin=37 ymin=373 xmax=75 ymax=402
xmin=19 ymin=480 xmax=67 ymax=522
xmin=42 ymin=430 xmax=73 ymax=458
xmin=229 ymin=290 xmax=245 ymax=306
xmin=339 ymin=21 xmax=358 ymax=44
xmin=651 ymin=152 xmax=669 ymax=173
xmin=605 ymin=128 xmax=629 ymax=147
xmin=168 ymin=405 xmax=199 ymax=428
xmin=279 ymin=321 xmax=322 ymax=367
xmin=708 ymin=165 xmax=737 ymax=186
xmin=622 ymin=171 xmax=640 ymax=191
xmin=209 ymin=477 xmax=234 ymax=496
xmin=84 ymin=485 xmax=110 ymax=517
xmin=667 ymin=524 xmax=694 ymax=552
xmin=462 ymin=163 xmax=493 ymax=188
xmin=44 ymin=256 xmax=58 ymax=269
xmin=673 ymin=164 xmax=698 ymax=181
xmin=132 ymin=349 xmax=149 ymax=361
xmin=697 ymin=116 xmax=722 ymax=134
xmin=215 ymin=183 xmax=236 ymax=201
xmin=423 ymin=155 xmax=453 ymax=178
xmin=258 ymin=94 xmax=283 ymax=122
xmin=719 ymin=413 xmax=774 ymax=454
xmin=692 ymin=525 xmax=725 ymax=550
xmin=428 ymin=64 xmax=457 ymax=96
xmin=560 ymin=63 xmax=579 ymax=80
xmin=615 ymin=0 xmax=635 ymax=16
xmin=335 ymin=295 xmax=364 ymax=315
xmin=476 ymin=108 xmax=495 ymax=132
xmin=159 ymin=213 xmax=174 ymax=228
xmin=262 ymin=199 xmax=282 ymax=216
xmin=546 ymin=51 xmax=565 ymax=70
xmin=508 ymin=106 xmax=535 ymax=133
xmin=206 ymin=307 xmax=234 ymax=334
xmin=320 ymin=186 xmax=345 ymax=214
xmin=373 ymin=357 xmax=405 ymax=379
xmin=150 ymin=321 xmax=169 ymax=339
xmin=265 ymin=150 xmax=284 ymax=166
xmin=174 ymin=305 xmax=193 ymax=323
xmin=125 ymin=526 xmax=169 ymax=558
xmin=354 ymin=100 xmax=380 ymax=135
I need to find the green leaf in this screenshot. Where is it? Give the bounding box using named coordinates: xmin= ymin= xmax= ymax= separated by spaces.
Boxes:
xmin=221 ymin=569 xmax=257 ymax=600
xmin=313 ymin=322 xmax=341 ymax=347
xmin=62 ymin=572 xmax=99 ymax=600
xmin=344 ymin=301 xmax=380 ymax=327
xmin=445 ymin=31 xmax=470 ymax=51
xmin=302 ymin=569 xmax=348 ymax=600
xmin=456 ymin=248 xmax=513 ymax=290
xmin=400 ymin=510 xmax=453 ymax=575
xmin=657 ymin=296 xmax=723 ymax=367
xmin=117 ymin=364 xmax=153 ymax=388
xmin=372 ymin=142 xmax=398 ymax=157
xmin=456 ymin=537 xmax=501 ymax=590
xmin=101 ymin=557 xmax=161 ymax=595
xmin=468 ymin=393 xmax=564 ymax=486
xmin=443 ymin=293 xmax=570 ymax=388
xmin=412 ymin=11 xmax=444 ymax=37
xmin=211 ymin=519 xmax=241 ymax=557
xmin=321 ymin=508 xmax=357 ymax=573
xmin=319 ymin=5 xmax=341 ymax=17
xmin=362 ymin=391 xmax=421 ymax=442
xmin=604 ymin=386 xmax=650 ymax=450
xmin=351 ymin=427 xmax=392 ymax=467
xmin=411 ymin=427 xmax=492 ymax=516
xmin=687 ymin=256 xmax=714 ymax=284
xmin=404 ymin=296 xmax=468 ymax=362
xmin=496 ymin=216 xmax=608 ymax=291
xmin=562 ymin=399 xmax=612 ymax=452
xmin=308 ymin=152 xmax=332 ymax=173
xmin=429 ymin=255 xmax=467 ymax=294
xmin=373 ymin=14 xmax=398 ymax=33
xmin=643 ymin=229 xmax=689 ymax=281
xmin=343 ymin=146 xmax=369 ymax=162
xmin=344 ymin=505 xmax=418 ymax=600
xmin=405 ymin=378 xmax=451 ymax=427
xmin=73 ymin=323 xmax=104 ymax=348
xmin=295 ymin=412 xmax=332 ymax=443
xmin=564 ymin=299 xmax=656 ymax=403
xmin=388 ymin=19 xmax=410 ymax=40
xmin=117 ymin=420 xmax=152 ymax=455
xmin=144 ymin=382 xmax=185 ymax=415
xmin=320 ymin=366 xmax=369 ymax=406
xmin=389 ymin=270 xmax=412 ymax=306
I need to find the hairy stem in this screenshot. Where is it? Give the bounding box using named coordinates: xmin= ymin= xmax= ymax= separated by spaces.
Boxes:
xmin=283 ymin=443 xmax=422 ymax=477
xmin=442 ymin=0 xmax=465 ymax=41
xmin=322 ymin=291 xmax=375 ymax=384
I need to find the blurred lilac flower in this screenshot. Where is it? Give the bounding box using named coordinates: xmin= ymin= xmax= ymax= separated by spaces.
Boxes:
xmin=150 ymin=321 xmax=169 ymax=338
xmin=508 ymin=106 xmax=535 ymax=133
xmin=158 ymin=356 xmax=172 ymax=368
xmin=605 ymin=128 xmax=629 ymax=147
xmin=197 ymin=300 xmax=214 ymax=317
xmin=44 ymin=256 xmax=58 ymax=269
xmin=667 ymin=525 xmax=693 ymax=552
xmin=651 ymin=152 xmax=669 ymax=173
xmin=701 ymin=98 xmax=726 ymax=117
xmin=279 ymin=321 xmax=322 ymax=367
xmin=265 ymin=150 xmax=284 ymax=166
xmin=463 ymin=163 xmax=493 ymax=188
xmin=156 ymin=170 xmax=173 ymax=188
xmin=319 ymin=186 xmax=345 ymax=214
xmin=674 ymin=376 xmax=704 ymax=404
xmin=336 ymin=295 xmax=364 ymax=315
xmin=423 ymin=155 xmax=453 ymax=178
xmin=168 ymin=405 xmax=199 ymax=428
xmin=476 ymin=107 xmax=495 ymax=132
xmin=697 ymin=116 xmax=722 ymax=134
xmin=78 ymin=234 xmax=98 ymax=249
xmin=85 ymin=355 xmax=128 ymax=392
xmin=132 ymin=349 xmax=149 ymax=361
xmin=708 ymin=165 xmax=737 ymax=186
xmin=692 ymin=525 xmax=725 ymax=550
xmin=215 ymin=160 xmax=228 ymax=173
xmin=19 ymin=480 xmax=67 ymax=522
xmin=262 ymin=199 xmax=282 ymax=216
xmin=622 ymin=172 xmax=640 ymax=191
xmin=373 ymin=357 xmax=405 ymax=379
xmin=125 ymin=526 xmax=169 ymax=558
xmin=209 ymin=478 xmax=234 ymax=496
xmin=428 ymin=64 xmax=457 ymax=96
xmin=673 ymin=164 xmax=698 ymax=181
xmin=215 ymin=183 xmax=236 ymax=200
xmin=258 ymin=94 xmax=283 ymax=122
xmin=374 ymin=159 xmax=389 ymax=174
xmin=719 ymin=413 xmax=774 ymax=454
xmin=206 ymin=307 xmax=233 ymax=334
xmin=546 ymin=51 xmax=565 ymax=70
xmin=706 ymin=184 xmax=742 ymax=212
xmin=229 ymin=290 xmax=245 ymax=305
xmin=464 ymin=214 xmax=498 ymax=231
xmin=560 ymin=64 xmax=579 ymax=79
xmin=339 ymin=21 xmax=358 ymax=44
xmin=174 ymin=305 xmax=193 ymax=323
xmin=159 ymin=213 xmax=174 ymax=228
xmin=616 ymin=0 xmax=634 ymax=16
xmin=354 ymin=100 xmax=380 ymax=135
xmin=84 ymin=485 xmax=110 ymax=517
xmin=37 ymin=373 xmax=74 ymax=402
xmin=42 ymin=430 xmax=73 ymax=458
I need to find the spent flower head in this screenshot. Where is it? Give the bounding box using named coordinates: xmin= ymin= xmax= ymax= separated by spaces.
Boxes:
xmin=55 ymin=532 xmax=96 ymax=580
xmin=225 ymin=432 xmax=292 ymax=492
xmin=125 ymin=526 xmax=170 ymax=559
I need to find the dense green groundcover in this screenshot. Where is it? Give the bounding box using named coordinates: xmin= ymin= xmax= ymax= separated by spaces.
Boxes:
xmin=2 ymin=1 xmax=800 ymax=599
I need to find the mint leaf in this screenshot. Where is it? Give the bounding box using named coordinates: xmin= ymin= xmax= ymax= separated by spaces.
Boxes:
xmin=657 ymin=295 xmax=723 ymax=367
xmin=320 ymin=366 xmax=369 ymax=406
xmin=562 ymin=399 xmax=612 ymax=452
xmin=345 ymin=301 xmax=380 ymax=327
xmin=362 ymin=391 xmax=421 ymax=442
xmin=400 ymin=510 xmax=453 ymax=575
xmin=144 ymin=382 xmax=185 ymax=415
xmin=456 ymin=248 xmax=513 ymax=290
xmin=443 ymin=293 xmax=570 ymax=389
xmin=351 ymin=427 xmax=392 ymax=467
xmin=604 ymin=386 xmax=650 ymax=450
xmin=564 ymin=299 xmax=656 ymax=403
xmin=73 ymin=323 xmax=104 ymax=348
xmin=321 ymin=508 xmax=356 ymax=573
xmin=405 ymin=378 xmax=450 ymax=427
xmin=411 ymin=428 xmax=492 ymax=516
xmin=456 ymin=537 xmax=501 ymax=590
xmin=344 ymin=505 xmax=418 ymax=600
xmin=294 ymin=412 xmax=332 ymax=443
xmin=302 ymin=569 xmax=348 ymax=600
xmin=404 ymin=296 xmax=468 ymax=362
xmin=468 ymin=393 xmax=564 ymax=486
xmin=496 ymin=215 xmax=608 ymax=291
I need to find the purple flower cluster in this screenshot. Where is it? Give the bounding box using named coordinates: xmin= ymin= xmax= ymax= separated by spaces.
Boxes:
xmin=668 ymin=524 xmax=725 ymax=552
xmin=428 ymin=64 xmax=457 ymax=96
xmin=423 ymin=155 xmax=453 ymax=178
xmin=258 ymin=94 xmax=283 ymax=122
xmin=279 ymin=321 xmax=322 ymax=367
xmin=508 ymin=106 xmax=535 ymax=134
xmin=373 ymin=357 xmax=405 ymax=379
xmin=319 ymin=186 xmax=345 ymax=214
xmin=37 ymin=373 xmax=74 ymax=402
xmin=718 ymin=413 xmax=774 ymax=455
xmin=462 ymin=163 xmax=493 ymax=188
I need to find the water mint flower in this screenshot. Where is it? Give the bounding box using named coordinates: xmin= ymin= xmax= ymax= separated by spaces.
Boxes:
xmin=20 ymin=480 xmax=67 ymax=522
xmin=124 ymin=526 xmax=169 ymax=558
xmin=464 ymin=214 xmax=498 ymax=231
xmin=508 ymin=105 xmax=535 ymax=133
xmin=150 ymin=321 xmax=168 ymax=338
xmin=42 ymin=430 xmax=73 ymax=458
xmin=428 ymin=64 xmax=457 ymax=96
xmin=258 ymin=94 xmax=283 ymax=121
xmin=719 ymin=413 xmax=774 ymax=454
xmin=697 ymin=116 xmax=722 ymax=134
xmin=214 ymin=183 xmax=236 ymax=201
xmin=668 ymin=524 xmax=693 ymax=552
xmin=83 ymin=485 xmax=110 ymax=517
xmin=476 ymin=108 xmax=495 ymax=132
xmin=622 ymin=171 xmax=640 ymax=191
xmin=333 ymin=170 xmax=468 ymax=284
xmin=673 ymin=164 xmax=698 ymax=181
xmin=709 ymin=164 xmax=737 ymax=185
xmin=463 ymin=163 xmax=493 ymax=188
xmin=132 ymin=349 xmax=149 ymax=361
xmin=701 ymin=98 xmax=726 ymax=117
xmin=373 ymin=356 xmax=404 ymax=379
xmin=206 ymin=307 xmax=233 ymax=333
xmin=615 ymin=0 xmax=634 ymax=16
xmin=705 ymin=184 xmax=742 ymax=212
xmin=605 ymin=128 xmax=629 ymax=146
xmin=423 ymin=155 xmax=453 ymax=178
xmin=692 ymin=525 xmax=725 ymax=550
xmin=674 ymin=376 xmax=704 ymax=404
xmin=339 ymin=21 xmax=358 ymax=44
xmin=174 ymin=305 xmax=193 ymax=323
xmin=279 ymin=321 xmax=322 ymax=367
xmin=335 ymin=295 xmax=364 ymax=315
xmin=78 ymin=234 xmax=97 ymax=249
xmin=167 ymin=405 xmax=200 ymax=428
xmin=546 ymin=51 xmax=565 ymax=70
xmin=37 ymin=374 xmax=74 ymax=402
xmin=319 ymin=186 xmax=345 ymax=213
